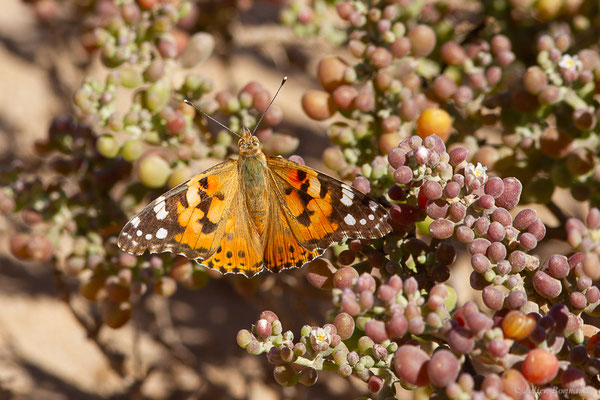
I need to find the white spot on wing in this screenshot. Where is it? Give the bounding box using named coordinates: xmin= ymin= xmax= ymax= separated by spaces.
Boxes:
xmin=368 ymin=214 xmax=375 ymax=220
xmin=156 ymin=227 xmax=168 ymax=239
xmin=156 ymin=207 xmax=168 ymax=220
xmin=359 ymin=219 xmax=367 ymax=225
xmin=131 ymin=216 xmax=140 ymax=228
xmin=344 ymin=214 xmax=356 ymax=226
xmin=153 ymin=201 xmax=165 ymax=213
xmin=342 ymin=185 xmax=354 ymax=197
xmin=145 ymin=233 xmax=152 ymax=240
xmin=341 ymin=195 xmax=353 ymax=206
xmin=341 ymin=185 xmax=355 ymax=206
xmin=136 ymin=230 xmax=142 ymax=237
xmin=369 ymin=201 xmax=378 ymax=212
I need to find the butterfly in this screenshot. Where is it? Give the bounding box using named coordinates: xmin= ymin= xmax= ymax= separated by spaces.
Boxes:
xmin=118 ymin=81 xmax=391 ymax=277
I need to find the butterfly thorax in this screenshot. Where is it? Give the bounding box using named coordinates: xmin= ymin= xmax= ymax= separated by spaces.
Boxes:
xmin=238 ymin=129 xmax=269 ymax=236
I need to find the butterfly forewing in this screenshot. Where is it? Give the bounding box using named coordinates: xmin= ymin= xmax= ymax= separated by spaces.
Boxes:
xmin=266 ymin=157 xmax=392 ymax=252
xmin=118 ymin=160 xmax=238 ymax=259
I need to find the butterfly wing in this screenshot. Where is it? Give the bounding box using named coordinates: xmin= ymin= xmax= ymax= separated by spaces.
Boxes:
xmin=118 ymin=160 xmax=238 ymax=260
xmin=266 ymin=156 xmax=391 ymax=253
xmin=262 ymin=197 xmax=323 ymax=273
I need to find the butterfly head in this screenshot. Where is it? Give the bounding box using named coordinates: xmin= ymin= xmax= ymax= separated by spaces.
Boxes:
xmin=238 ymin=127 xmax=261 ymax=156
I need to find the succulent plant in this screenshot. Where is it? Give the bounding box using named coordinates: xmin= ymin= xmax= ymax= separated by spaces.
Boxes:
xmin=4 ymin=0 xmax=600 ymax=398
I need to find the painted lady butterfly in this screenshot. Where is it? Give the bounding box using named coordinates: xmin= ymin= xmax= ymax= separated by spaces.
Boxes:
xmin=118 ymin=79 xmax=391 ymax=277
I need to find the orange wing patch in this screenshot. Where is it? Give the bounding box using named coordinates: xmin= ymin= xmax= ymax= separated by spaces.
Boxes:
xmin=173 ymin=166 xmax=235 ymax=256
xmin=263 ymin=207 xmax=322 ymax=272
xmin=280 ymin=174 xmax=339 ymax=246
xmin=199 ymin=196 xmax=263 ymax=276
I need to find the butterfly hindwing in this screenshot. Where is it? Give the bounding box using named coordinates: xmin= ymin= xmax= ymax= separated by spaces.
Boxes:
xmin=118 ymin=160 xmax=238 ymax=260
xmin=266 ymin=156 xmax=392 ymax=252
xmin=262 ymin=198 xmax=323 ymax=273
xmin=198 ymin=191 xmax=264 ymax=277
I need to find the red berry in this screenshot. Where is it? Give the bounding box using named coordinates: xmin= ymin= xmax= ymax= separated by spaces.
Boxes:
xmin=416 ymin=109 xmax=452 ymax=141
xmin=502 ymin=310 xmax=536 ymax=340
xmin=302 ymin=90 xmax=336 ymax=121
xmin=522 ymin=348 xmax=558 ymax=385
xmin=317 ymin=56 xmax=347 ymax=92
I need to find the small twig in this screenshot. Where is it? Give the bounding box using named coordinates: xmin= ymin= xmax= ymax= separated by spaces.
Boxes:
xmin=546 ymin=200 xmax=569 ymax=227
xmin=131 ymin=322 xmax=142 ymax=380
xmin=146 ymin=296 xmax=198 ymax=367
xmin=51 ymin=265 xmax=99 ymax=336
xmin=545 ymin=226 xmax=566 ymax=241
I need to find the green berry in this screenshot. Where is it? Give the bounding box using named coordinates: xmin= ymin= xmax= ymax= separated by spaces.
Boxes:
xmin=144 ymin=80 xmax=169 ymax=112
xmin=97 ymin=134 xmax=120 ymax=158
xmin=236 ymin=329 xmax=253 ymax=348
xmin=138 ymin=154 xmax=171 ymax=188
xmin=120 ymin=139 xmax=143 ymax=162
xmin=121 ymin=65 xmax=143 ymax=88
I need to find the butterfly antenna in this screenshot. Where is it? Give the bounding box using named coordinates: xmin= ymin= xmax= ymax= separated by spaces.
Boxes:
xmin=183 ymin=99 xmax=242 ymax=138
xmin=252 ymin=76 xmax=288 ymax=135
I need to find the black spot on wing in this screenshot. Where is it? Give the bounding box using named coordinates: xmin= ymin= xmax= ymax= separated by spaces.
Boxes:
xmin=296 ymin=209 xmax=312 ymax=227
xmin=199 ymin=177 xmax=209 ymax=189
xmin=300 ymin=180 xmax=310 ymax=193
xmin=297 ymin=170 xmax=307 ymax=181
xmin=297 ymin=189 xmax=313 ymax=208
xmin=179 ymin=190 xmax=190 ymax=209
xmin=201 ymin=219 xmax=218 ymax=234
xmin=318 ymin=175 xmax=328 ymax=198
xmin=197 ymin=196 xmax=212 ymax=213
xmin=193 ymin=195 xmax=219 ymax=234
